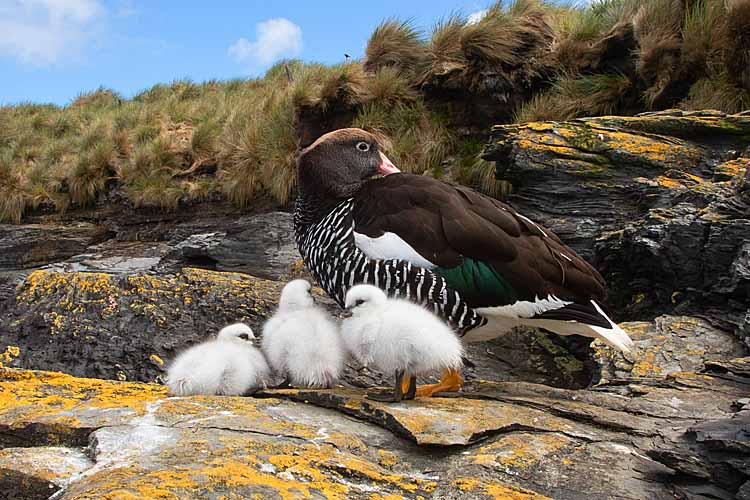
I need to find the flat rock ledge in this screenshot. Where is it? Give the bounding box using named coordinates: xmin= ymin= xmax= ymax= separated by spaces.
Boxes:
xmin=1 ymin=329 xmax=748 ymax=500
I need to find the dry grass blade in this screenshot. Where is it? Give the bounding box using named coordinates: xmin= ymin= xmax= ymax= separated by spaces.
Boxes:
xmin=680 ymin=73 xmax=750 ymax=113
xmin=317 ymin=63 xmax=370 ymax=111
xmin=420 ymin=15 xmax=467 ymax=84
xmin=722 ymin=0 xmax=750 ymax=88
xmin=681 ymin=0 xmax=725 ymax=71
xmin=461 ymin=7 xmax=523 ymax=67
xmin=366 ymin=67 xmax=418 ymax=106
xmin=364 ymin=19 xmax=426 ymax=75
xmin=516 ymin=72 xmax=633 ymax=121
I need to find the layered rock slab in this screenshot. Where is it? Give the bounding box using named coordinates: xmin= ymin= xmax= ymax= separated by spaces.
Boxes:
xmin=1 ymin=368 xmax=552 ymax=500
xmin=2 ymin=312 xmax=748 ymax=500
xmin=482 ymin=110 xmax=750 ymax=337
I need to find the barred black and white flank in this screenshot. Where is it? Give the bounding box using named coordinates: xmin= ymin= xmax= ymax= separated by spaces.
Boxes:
xmin=293 ymin=128 xmax=633 ymax=352
xmin=294 ymin=198 xmax=486 ymax=333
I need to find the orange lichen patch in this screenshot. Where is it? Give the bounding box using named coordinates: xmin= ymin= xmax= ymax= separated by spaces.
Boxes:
xmin=18 ymin=271 xmax=119 ymax=304
xmin=261 ymin=444 xmax=434 ymax=495
xmin=451 ymin=478 xmax=551 ymax=499
xmin=654 ymin=176 xmax=683 ymax=189
xmin=66 ymin=460 xmax=343 ymax=500
xmin=630 ymin=351 xmax=664 ymax=378
xmin=484 ymin=482 xmax=553 ymax=500
xmin=514 ymin=137 xmax=589 ymax=162
xmin=0 ymin=345 xmax=20 ymax=367
xmin=156 ymin=396 xmax=366 ymax=453
xmin=13 ymin=268 xmax=283 ymax=341
xmin=524 ymin=122 xmax=556 ymax=133
xmin=377 ymin=450 xmax=399 ymax=468
xmin=620 ymin=321 xmax=652 ymax=340
xmin=65 ymin=438 xmax=433 ymax=500
xmin=0 ymin=368 xmax=166 ymax=425
xmin=453 ymin=477 xmax=482 ymax=492
xmin=272 ymin=388 xmax=585 ymax=447
xmin=469 ymin=433 xmax=570 ymax=470
xmin=714 ymin=158 xmax=749 ymax=180
xmin=592 ymin=128 xmax=700 ymax=166
xmin=365 ymin=396 xmax=576 ymax=446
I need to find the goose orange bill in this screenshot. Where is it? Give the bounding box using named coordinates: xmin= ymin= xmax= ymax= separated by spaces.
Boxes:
xmin=378 ymin=152 xmax=400 ymax=175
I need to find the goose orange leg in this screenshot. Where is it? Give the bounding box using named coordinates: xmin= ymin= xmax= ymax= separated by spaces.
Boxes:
xmin=413 ymin=369 xmax=463 ymax=397
xmin=400 ymin=374 xmax=417 ymax=399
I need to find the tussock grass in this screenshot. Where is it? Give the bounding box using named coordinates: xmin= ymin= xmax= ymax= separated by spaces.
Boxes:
xmin=516 ymin=72 xmax=632 ymax=121
xmin=417 ymin=2 xmax=553 ymax=89
xmin=364 ymin=20 xmax=426 ymax=76
xmin=366 ymin=66 xmax=418 ymax=106
xmin=2 ymin=0 xmax=748 ymax=222
xmin=722 ymin=0 xmax=750 ymax=89
xmin=680 ymin=73 xmax=750 ymax=114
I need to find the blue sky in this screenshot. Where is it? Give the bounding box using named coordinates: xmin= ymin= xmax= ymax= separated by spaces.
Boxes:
xmin=0 ymin=0 xmax=496 ymax=106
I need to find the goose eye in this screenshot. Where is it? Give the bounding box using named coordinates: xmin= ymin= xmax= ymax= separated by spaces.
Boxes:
xmin=356 ymin=142 xmax=370 ymax=152
xmin=355 ymin=299 xmax=365 ymax=306
xmin=238 ymin=333 xmax=250 ymax=341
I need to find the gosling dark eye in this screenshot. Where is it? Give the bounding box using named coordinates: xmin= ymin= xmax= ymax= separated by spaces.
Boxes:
xmin=355 ymin=299 xmax=365 ymax=306
xmin=356 ymin=142 xmax=370 ymax=152
xmin=238 ymin=333 xmax=250 ymax=341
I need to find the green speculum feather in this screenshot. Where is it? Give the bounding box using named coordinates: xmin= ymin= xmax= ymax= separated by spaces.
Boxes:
xmin=435 ymin=257 xmax=517 ymax=307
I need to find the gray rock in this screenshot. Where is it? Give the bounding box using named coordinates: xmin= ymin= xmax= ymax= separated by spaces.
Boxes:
xmin=482 ymin=111 xmax=750 ymax=336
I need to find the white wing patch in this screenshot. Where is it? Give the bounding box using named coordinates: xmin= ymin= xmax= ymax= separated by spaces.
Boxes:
xmin=476 ymin=294 xmax=571 ymax=319
xmin=353 ymin=231 xmax=436 ymax=269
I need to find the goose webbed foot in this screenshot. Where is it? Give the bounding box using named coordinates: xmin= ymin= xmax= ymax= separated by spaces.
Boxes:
xmin=414 ymin=368 xmax=463 ymax=397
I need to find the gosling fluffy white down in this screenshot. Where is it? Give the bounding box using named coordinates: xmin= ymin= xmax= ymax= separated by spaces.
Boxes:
xmin=166 ymin=323 xmax=270 ymax=396
xmin=342 ymin=284 xmax=464 ymax=400
xmin=261 ymin=279 xmax=344 ymax=388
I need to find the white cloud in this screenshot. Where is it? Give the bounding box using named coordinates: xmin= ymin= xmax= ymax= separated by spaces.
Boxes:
xmin=0 ymin=0 xmax=104 ymax=65
xmin=467 ymin=9 xmax=488 ymax=24
xmin=228 ymin=18 xmax=302 ymax=69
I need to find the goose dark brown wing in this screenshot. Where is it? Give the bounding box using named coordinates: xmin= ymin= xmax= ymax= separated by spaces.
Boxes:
xmin=351 ymin=173 xmax=606 ymax=309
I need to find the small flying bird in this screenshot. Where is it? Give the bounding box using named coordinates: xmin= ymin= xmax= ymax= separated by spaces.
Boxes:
xmin=261 ymin=279 xmax=345 ymax=388
xmin=166 ymin=323 xmax=270 ymax=396
xmin=342 ymin=284 xmax=464 ymax=402
xmin=293 ymin=128 xmax=634 ymax=397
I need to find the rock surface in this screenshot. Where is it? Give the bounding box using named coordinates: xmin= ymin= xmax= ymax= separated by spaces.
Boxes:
xmin=482 ymin=110 xmax=750 ymax=343
xmin=1 ymin=312 xmax=748 ymax=499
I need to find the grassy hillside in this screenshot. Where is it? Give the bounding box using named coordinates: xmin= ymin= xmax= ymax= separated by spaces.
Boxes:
xmin=1 ymin=0 xmax=748 ymax=224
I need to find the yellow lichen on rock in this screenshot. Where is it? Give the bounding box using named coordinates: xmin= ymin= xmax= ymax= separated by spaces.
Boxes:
xmin=149 ymin=354 xmax=165 ymax=366
xmin=1 ymin=345 xmax=20 ymax=367
xmin=372 ymin=396 xmax=573 ymax=446
xmin=61 ymin=435 xmax=432 ymax=500
xmin=469 ymin=433 xmax=571 ymax=470
xmin=451 ymin=478 xmax=552 ymax=500
xmin=18 ymin=271 xmax=118 ymax=304
xmin=0 ymin=368 xmax=166 ymax=424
